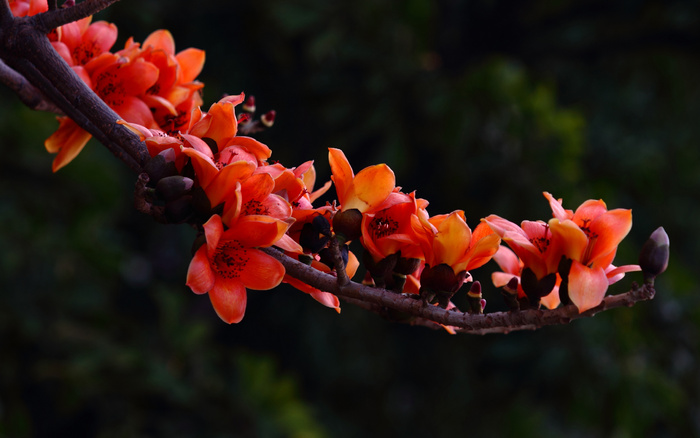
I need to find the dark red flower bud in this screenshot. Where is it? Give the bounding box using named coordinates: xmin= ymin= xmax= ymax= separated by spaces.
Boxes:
xmin=156 ymin=175 xmax=194 ymax=202
xmin=639 ymin=227 xmax=670 ymax=282
xmin=261 ymin=110 xmax=276 ymax=127
xmin=242 ymin=95 xmax=256 ymax=113
xmin=332 ymin=208 xmax=363 ymax=243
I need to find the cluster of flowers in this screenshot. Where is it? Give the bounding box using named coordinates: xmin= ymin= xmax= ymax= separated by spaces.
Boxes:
xmin=12 ymin=0 xmax=205 ymax=171
xmin=14 ymin=0 xmax=642 ymax=324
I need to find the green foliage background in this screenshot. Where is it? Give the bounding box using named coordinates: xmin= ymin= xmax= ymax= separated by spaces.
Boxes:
xmin=1 ymin=0 xmax=698 ymax=436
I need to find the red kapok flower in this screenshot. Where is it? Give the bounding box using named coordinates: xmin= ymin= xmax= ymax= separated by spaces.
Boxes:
xmin=186 ymin=214 xmax=290 ymax=324
xmin=328 ymin=147 xmax=395 ymax=213
xmin=544 ymin=192 xmax=639 ymax=312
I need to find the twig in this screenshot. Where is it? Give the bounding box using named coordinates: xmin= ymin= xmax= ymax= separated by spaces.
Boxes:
xmin=263 ymin=247 xmax=656 ymax=334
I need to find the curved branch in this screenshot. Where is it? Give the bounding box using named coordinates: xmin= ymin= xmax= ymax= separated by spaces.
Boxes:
xmin=31 ymin=0 xmax=120 ymax=33
xmin=0 ymin=17 xmax=150 ymax=172
xmin=0 ymin=58 xmax=63 ymax=113
xmin=263 ymin=247 xmax=656 ymax=334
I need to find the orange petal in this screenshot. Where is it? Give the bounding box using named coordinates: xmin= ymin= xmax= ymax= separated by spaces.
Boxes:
xmin=182 ymin=147 xmax=219 ymax=189
xmin=202 ymin=214 xmax=224 ymax=256
xmin=206 ymin=161 xmax=256 ymax=207
xmin=463 ymin=233 xmax=501 ymax=271
xmin=238 ymin=249 xmax=285 ymax=290
xmin=543 ymin=192 xmax=573 ymax=220
xmin=492 ymin=246 xmax=521 ymax=276
xmin=83 ymin=21 xmax=118 ymax=57
xmin=186 ymin=245 xmax=215 ymax=294
xmin=224 ymin=215 xmax=291 ymax=248
xmin=118 ymin=59 xmax=160 ymax=96
xmin=568 ymin=260 xmax=608 ymax=313
xmin=548 ymin=218 xmax=588 ymax=261
xmin=209 ymin=277 xmax=247 ymax=324
xmin=540 ymin=285 xmax=561 ymax=310
xmin=176 ymin=48 xmax=206 ymax=83
xmin=111 ymin=96 xmax=157 ymax=128
xmin=328 ymin=148 xmax=354 ymax=205
xmin=587 ymin=209 xmax=632 ymax=265
xmin=44 ymin=118 xmax=92 ymax=172
xmin=310 ymin=291 xmax=341 ymax=313
xmin=432 ymin=211 xmax=471 ymax=270
xmin=572 ymin=199 xmax=608 ymax=227
xmin=143 ymin=29 xmax=175 ymax=55
xmin=226 ymin=136 xmax=272 ymax=162
xmin=346 ymin=163 xmax=395 ymax=212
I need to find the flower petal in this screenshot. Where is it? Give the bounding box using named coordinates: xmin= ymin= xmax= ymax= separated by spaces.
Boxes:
xmin=568 ymin=260 xmax=608 ymax=313
xmin=238 ymin=249 xmax=285 ymax=290
xmin=186 ymin=245 xmax=215 ymax=294
xmin=176 ymin=48 xmax=206 ymax=83
xmin=209 ymin=277 xmax=247 ymax=324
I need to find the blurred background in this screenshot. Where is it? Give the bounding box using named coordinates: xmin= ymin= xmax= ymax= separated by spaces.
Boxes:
xmin=1 ymin=0 xmax=699 ymax=436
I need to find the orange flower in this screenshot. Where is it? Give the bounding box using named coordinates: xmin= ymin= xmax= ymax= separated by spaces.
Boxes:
xmin=328 ymin=148 xmax=395 ymax=213
xmin=360 ymin=191 xmax=423 ymax=263
xmin=187 ymin=94 xmax=271 ymax=164
xmin=186 ymin=214 xmax=290 ymax=323
xmin=491 ymin=246 xmax=561 ymax=310
xmin=51 ymin=18 xmax=118 ymax=68
xmin=544 ymin=192 xmax=639 ymax=312
xmin=416 ymin=210 xmax=501 ymax=275
xmin=482 ymin=215 xmax=563 ymax=281
xmin=45 ymin=28 xmax=205 ymax=171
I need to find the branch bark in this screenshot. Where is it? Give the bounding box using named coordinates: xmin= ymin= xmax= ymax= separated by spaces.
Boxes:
xmin=263 ymin=247 xmax=655 ymax=334
xmin=0 ymin=4 xmax=150 ymax=173
xmin=30 ymin=0 xmax=120 ymax=33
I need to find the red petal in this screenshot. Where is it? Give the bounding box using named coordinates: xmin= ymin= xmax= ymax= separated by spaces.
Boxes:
xmin=238 ymin=249 xmax=285 ymax=290
xmin=186 ymin=245 xmax=215 ymax=294
xmin=143 ymin=29 xmax=175 ymax=55
xmin=208 ymin=277 xmax=247 ymax=324
xmin=176 ymin=48 xmax=206 ymax=83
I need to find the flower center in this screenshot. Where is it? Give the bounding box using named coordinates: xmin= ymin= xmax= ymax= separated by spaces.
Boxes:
xmin=369 ymin=215 xmax=399 ymax=240
xmin=212 ymin=241 xmax=248 ymax=279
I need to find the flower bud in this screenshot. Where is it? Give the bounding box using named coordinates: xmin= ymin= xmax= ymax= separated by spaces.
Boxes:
xmin=467 ymin=281 xmax=483 ymax=314
xmin=300 ymin=222 xmax=329 ymax=254
xmin=165 ymin=195 xmax=194 ymax=223
xmin=156 ymin=175 xmax=194 ymax=202
xmin=520 ymin=268 xmax=556 ymax=308
xmin=639 ymin=227 xmax=670 ymax=282
xmin=242 ymin=95 xmax=256 ymax=113
xmin=144 ymin=149 xmax=178 ymax=182
xmin=420 ymin=264 xmax=467 ymax=307
xmin=332 ymin=208 xmax=363 ymax=243
xmin=261 ymin=110 xmax=276 ymax=128
xmin=394 ymin=256 xmax=421 ymax=276
xmin=501 ymin=276 xmax=520 ymax=311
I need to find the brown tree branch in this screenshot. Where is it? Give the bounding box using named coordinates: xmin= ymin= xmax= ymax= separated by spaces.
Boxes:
xmin=31 ymin=0 xmax=120 ymax=33
xmin=0 ymin=14 xmax=150 ymax=173
xmin=0 ymin=58 xmax=63 ymax=113
xmin=263 ymin=247 xmax=655 ymax=334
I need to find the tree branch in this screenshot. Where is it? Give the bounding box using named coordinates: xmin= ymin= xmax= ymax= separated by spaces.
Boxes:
xmin=0 ymin=15 xmax=150 ymax=173
xmin=0 ymin=58 xmax=63 ymax=113
xmin=31 ymin=0 xmax=120 ymax=33
xmin=263 ymin=247 xmax=656 ymax=334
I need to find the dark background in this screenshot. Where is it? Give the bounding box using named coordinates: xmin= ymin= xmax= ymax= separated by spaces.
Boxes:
xmin=1 ymin=0 xmax=698 ymax=436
